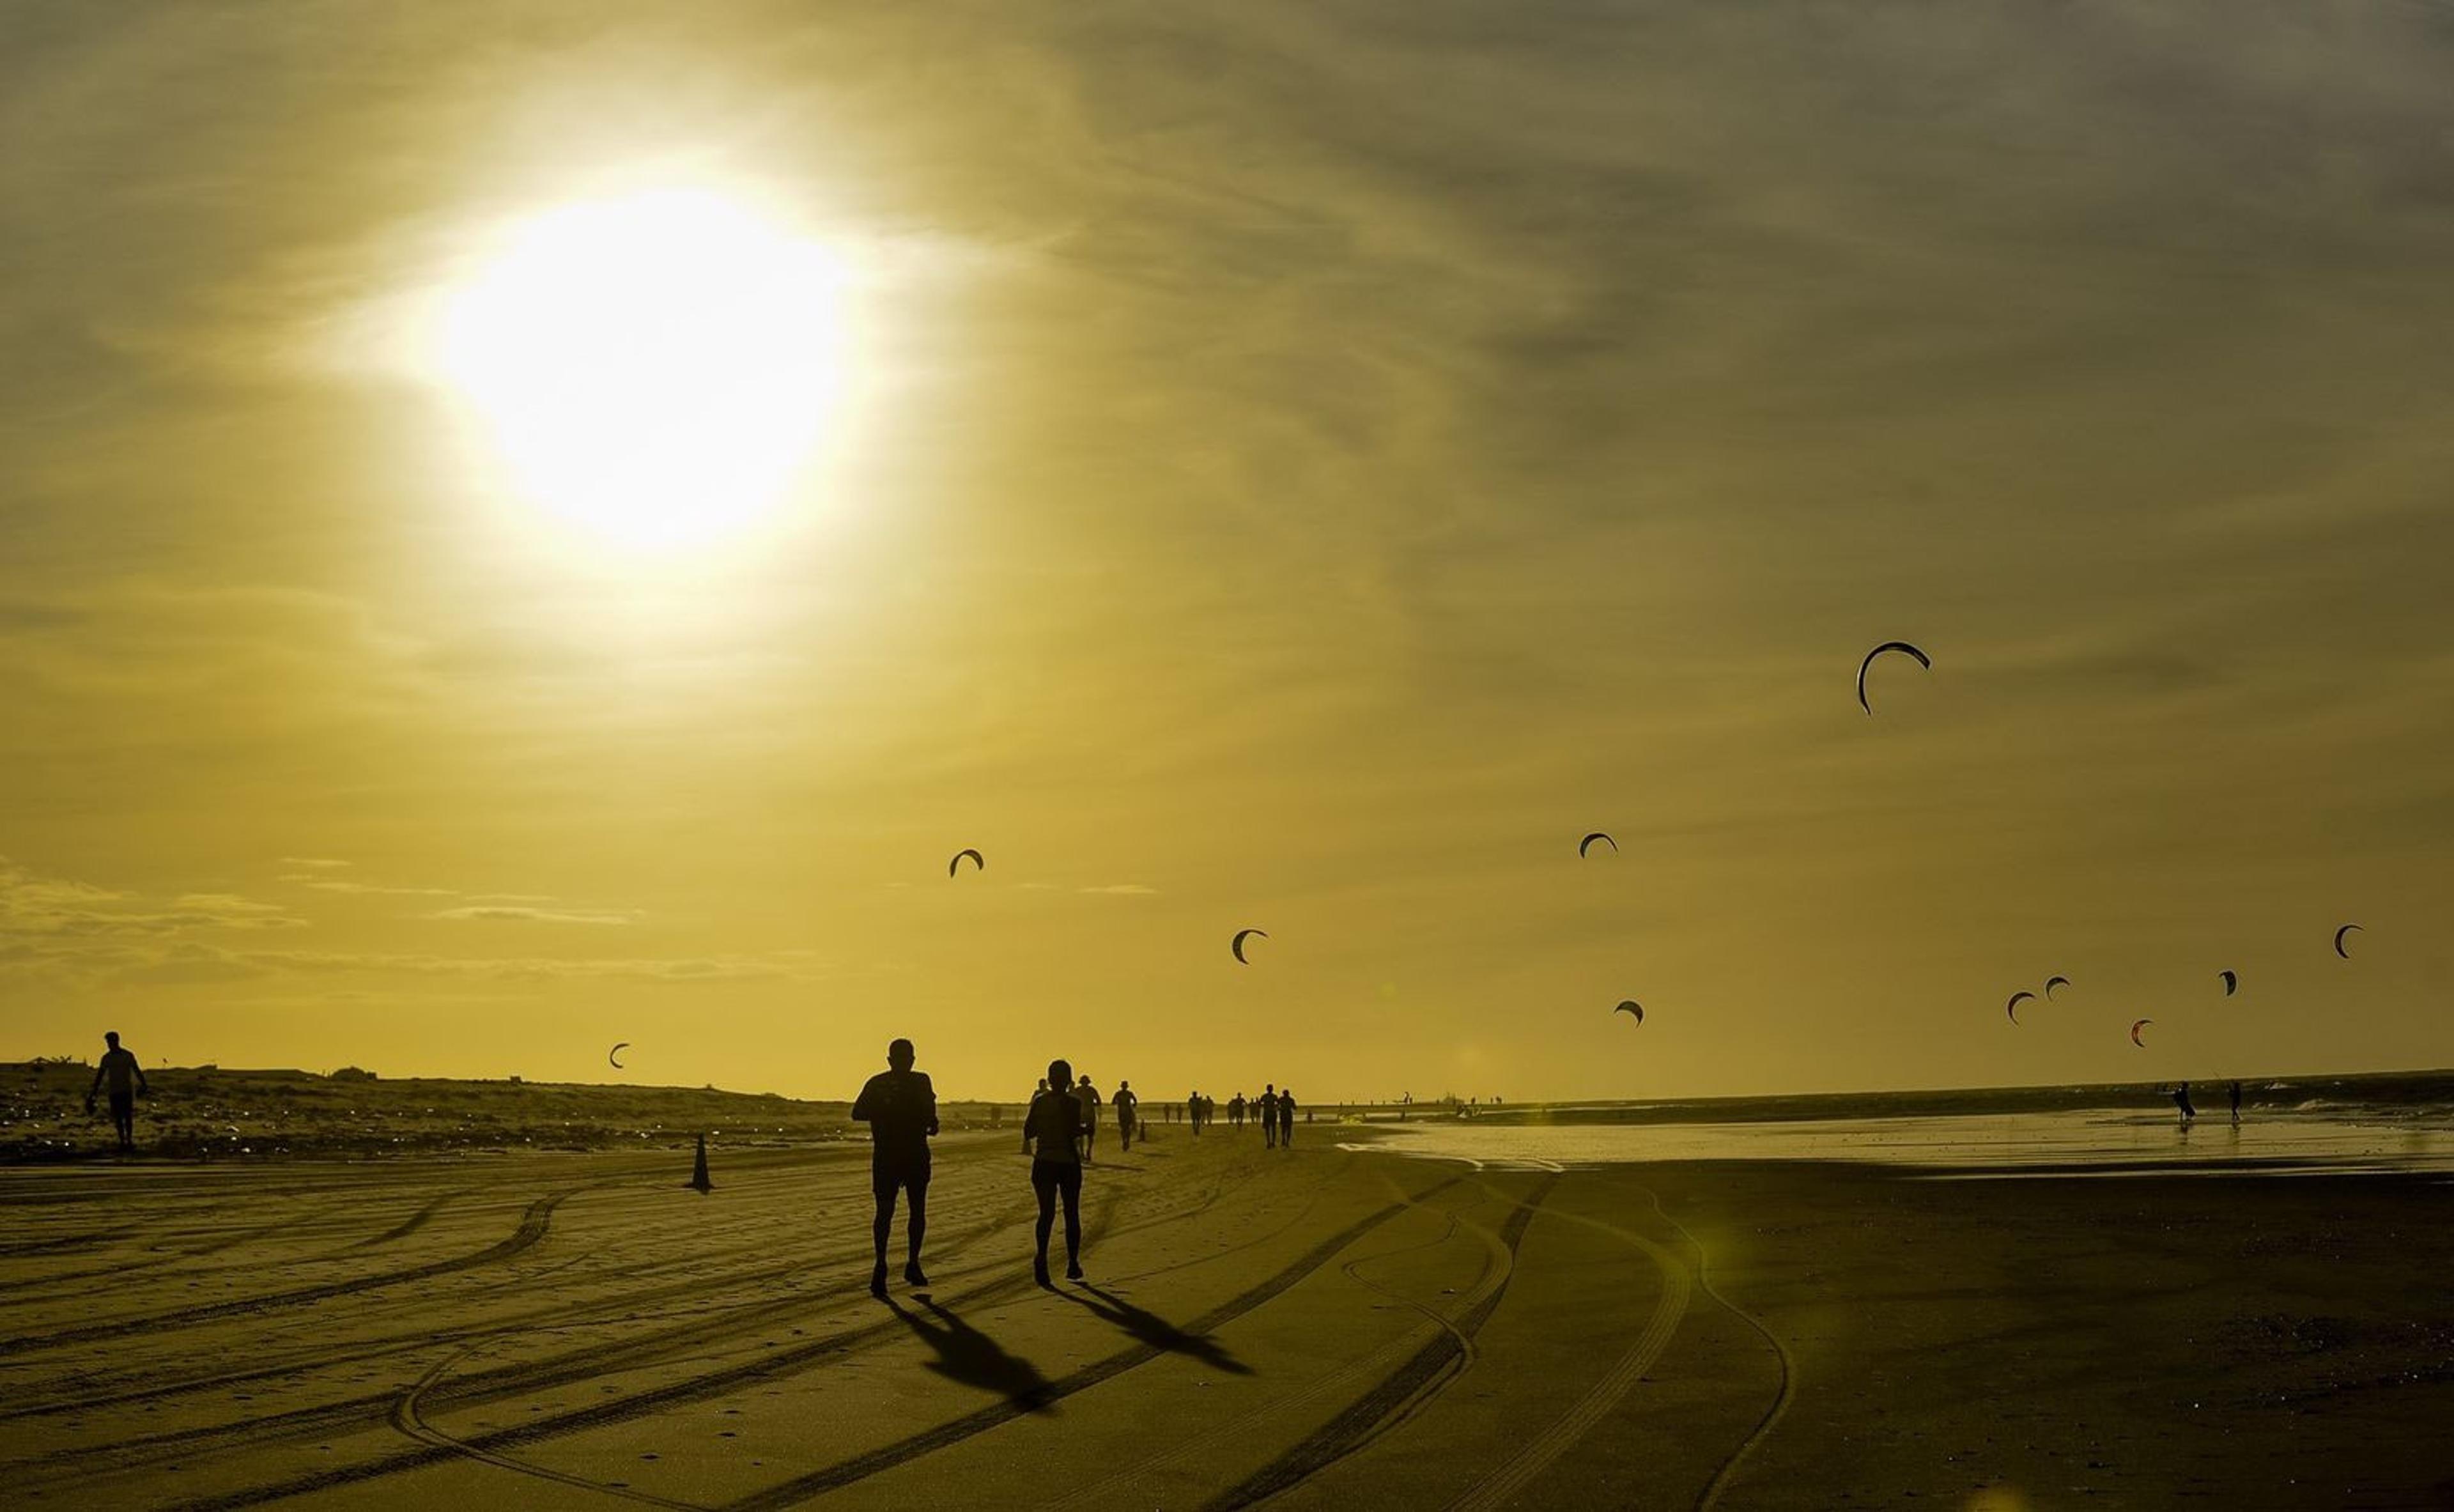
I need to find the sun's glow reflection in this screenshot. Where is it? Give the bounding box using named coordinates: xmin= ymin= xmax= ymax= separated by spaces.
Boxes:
xmin=431 ymin=187 xmax=851 ymax=550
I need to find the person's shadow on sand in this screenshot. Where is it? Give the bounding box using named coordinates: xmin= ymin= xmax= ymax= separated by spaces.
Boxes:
xmin=885 ymin=1295 xmax=1058 ymax=1411
xmin=1057 ymin=1284 xmax=1251 ymax=1375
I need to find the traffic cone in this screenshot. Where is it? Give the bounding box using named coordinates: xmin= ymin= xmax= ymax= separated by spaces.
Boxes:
xmin=686 ymin=1132 xmax=714 ymax=1192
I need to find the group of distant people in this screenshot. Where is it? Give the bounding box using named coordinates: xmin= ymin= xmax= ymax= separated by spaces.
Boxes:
xmin=2170 ymin=1079 xmax=2246 ymax=1127
xmin=851 ymin=1040 xmax=1304 ymax=1297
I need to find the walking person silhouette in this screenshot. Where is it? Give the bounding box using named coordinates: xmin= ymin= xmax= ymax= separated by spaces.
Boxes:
xmin=86 ymin=1031 xmax=149 ymax=1153
xmin=1260 ymin=1084 xmax=1279 ymax=1148
xmin=851 ymin=1038 xmax=938 ymax=1297
xmin=1113 ymin=1079 xmax=1139 ymax=1152
xmin=1277 ymin=1086 xmax=1297 ymax=1146
xmin=1077 ymin=1072 xmax=1102 ymax=1162
xmin=1023 ymin=1059 xmax=1089 ymax=1286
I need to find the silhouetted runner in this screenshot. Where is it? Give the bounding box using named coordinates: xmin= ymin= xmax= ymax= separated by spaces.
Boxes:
xmin=2173 ymin=1081 xmax=2197 ymax=1125
xmin=1023 ymin=1060 xmax=1088 ymax=1286
xmin=85 ymin=1031 xmax=148 ymax=1153
xmin=1277 ymin=1087 xmax=1296 ymax=1146
xmin=1113 ymin=1079 xmax=1139 ymax=1151
xmin=2228 ymin=1079 xmax=2243 ymax=1125
xmin=1260 ymin=1083 xmax=1279 ymax=1148
xmin=1187 ymin=1090 xmax=1201 ymax=1135
xmin=851 ymin=1038 xmax=939 ymax=1296
xmin=1229 ymin=1092 xmax=1246 ymax=1130
xmin=1077 ymin=1074 xmax=1102 ymax=1162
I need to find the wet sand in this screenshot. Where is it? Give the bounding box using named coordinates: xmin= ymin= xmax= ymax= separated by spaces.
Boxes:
xmin=3 ymin=1130 xmax=2448 ymax=1509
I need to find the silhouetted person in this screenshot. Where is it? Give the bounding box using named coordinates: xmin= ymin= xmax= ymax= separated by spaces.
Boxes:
xmin=1260 ymin=1084 xmax=1279 ymax=1148
xmin=852 ymin=1038 xmax=938 ymax=1296
xmin=1077 ymin=1073 xmax=1102 ymax=1162
xmin=2173 ymin=1081 xmax=2196 ymax=1126
xmin=1187 ymin=1090 xmax=1202 ymax=1136
xmin=1277 ymin=1087 xmax=1296 ymax=1146
xmin=1113 ymin=1079 xmax=1139 ymax=1152
xmin=86 ymin=1031 xmax=148 ymax=1153
xmin=1229 ymin=1092 xmax=1246 ymax=1130
xmin=1023 ymin=1060 xmax=1087 ymax=1286
xmin=2229 ymin=1079 xmax=2243 ymax=1125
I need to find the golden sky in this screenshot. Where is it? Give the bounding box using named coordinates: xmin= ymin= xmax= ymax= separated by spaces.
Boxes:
xmin=4 ymin=3 xmax=2452 ymax=1101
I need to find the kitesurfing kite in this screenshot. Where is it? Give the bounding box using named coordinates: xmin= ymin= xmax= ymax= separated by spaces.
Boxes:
xmin=1856 ymin=640 xmax=1931 ymax=714
xmin=2333 ymin=923 xmax=2362 ymax=959
xmin=2218 ymin=969 xmax=2238 ymax=996
xmin=2006 ymin=991 xmax=2034 ymax=1024
xmin=608 ymin=1042 xmax=629 ymax=1070
xmin=1579 ymin=831 xmax=1617 ymax=858
xmin=1231 ymin=928 xmax=1267 ymax=964
xmin=2044 ymin=975 xmax=2071 ymax=999
xmin=1614 ymin=1000 xmax=1644 ymax=1024
xmin=948 ymin=848 xmax=984 ymax=877
xmin=2129 ymin=1019 xmax=2152 ymax=1048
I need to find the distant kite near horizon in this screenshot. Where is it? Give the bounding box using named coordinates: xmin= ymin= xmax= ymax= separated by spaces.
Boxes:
xmin=1614 ymin=1000 xmax=1644 ymax=1024
xmin=1856 ymin=640 xmax=1931 ymax=714
xmin=2044 ymin=975 xmax=2071 ymax=999
xmin=2006 ymin=991 xmax=2034 ymax=1024
xmin=948 ymin=847 xmax=984 ymax=877
xmin=1578 ymin=831 xmax=1617 ymax=858
xmin=608 ymin=1042 xmax=629 ymax=1069
xmin=2130 ymin=1019 xmax=2152 ymax=1048
xmin=2334 ymin=923 xmax=2363 ymax=959
xmin=2219 ymin=969 xmax=2239 ymax=996
xmin=1231 ymin=927 xmax=1267 ymax=964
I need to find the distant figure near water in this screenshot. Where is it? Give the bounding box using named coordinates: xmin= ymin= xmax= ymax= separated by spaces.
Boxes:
xmin=1277 ymin=1087 xmax=1296 ymax=1146
xmin=2229 ymin=1079 xmax=2243 ymax=1125
xmin=1077 ymin=1073 xmax=1102 ymax=1162
xmin=1261 ymin=1083 xmax=1279 ymax=1148
xmin=2173 ymin=1081 xmax=2197 ymax=1127
xmin=852 ymin=1038 xmax=938 ymax=1297
xmin=86 ymin=1031 xmax=148 ymax=1153
xmin=1023 ymin=1060 xmax=1089 ymax=1286
xmin=1113 ymin=1079 xmax=1139 ymax=1151
xmin=1187 ymin=1090 xmax=1203 ymax=1136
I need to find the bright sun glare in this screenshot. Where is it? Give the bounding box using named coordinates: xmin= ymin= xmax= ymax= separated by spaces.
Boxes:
xmin=435 ymin=188 xmax=849 ymax=550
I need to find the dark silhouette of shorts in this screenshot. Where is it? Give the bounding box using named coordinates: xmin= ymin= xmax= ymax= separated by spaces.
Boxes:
xmin=1030 ymin=1159 xmax=1081 ymax=1206
xmin=108 ymin=1092 xmax=134 ymax=1122
xmin=873 ymin=1157 xmax=930 ymax=1201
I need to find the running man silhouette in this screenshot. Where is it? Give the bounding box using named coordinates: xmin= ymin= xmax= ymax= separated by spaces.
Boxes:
xmin=1260 ymin=1084 xmax=1279 ymax=1148
xmin=1113 ymin=1079 xmax=1139 ymax=1152
xmin=86 ymin=1031 xmax=148 ymax=1153
xmin=1022 ymin=1059 xmax=1088 ymax=1286
xmin=1277 ymin=1086 xmax=1296 ymax=1146
xmin=2173 ymin=1080 xmax=2197 ymax=1126
xmin=1229 ymin=1092 xmax=1246 ymax=1130
xmin=1187 ymin=1090 xmax=1202 ymax=1136
xmin=1076 ymin=1073 xmax=1102 ymax=1162
xmin=851 ymin=1038 xmax=939 ymax=1296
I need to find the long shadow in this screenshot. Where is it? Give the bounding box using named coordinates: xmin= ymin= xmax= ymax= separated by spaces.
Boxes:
xmin=1056 ymin=1283 xmax=1251 ymax=1375
xmin=884 ymin=1295 xmax=1058 ymax=1411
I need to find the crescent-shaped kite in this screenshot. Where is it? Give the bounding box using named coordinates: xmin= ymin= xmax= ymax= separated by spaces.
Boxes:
xmin=1231 ymin=928 xmax=1267 ymax=964
xmin=2218 ymin=969 xmax=2238 ymax=996
xmin=948 ymin=848 xmax=984 ymax=877
xmin=608 ymin=1042 xmax=629 ymax=1070
xmin=2333 ymin=923 xmax=2361 ymax=959
xmin=2044 ymin=975 xmax=2071 ymax=999
xmin=1614 ymin=1000 xmax=1644 ymax=1024
xmin=1856 ymin=640 xmax=1931 ymax=714
xmin=2006 ymin=990 xmax=2034 ymax=1024
xmin=2129 ymin=1019 xmax=2152 ymax=1048
xmin=1579 ymin=831 xmax=1617 ymax=858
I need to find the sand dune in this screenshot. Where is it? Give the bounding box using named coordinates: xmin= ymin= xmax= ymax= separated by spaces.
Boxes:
xmin=4 ymin=1131 xmax=2450 ymax=1509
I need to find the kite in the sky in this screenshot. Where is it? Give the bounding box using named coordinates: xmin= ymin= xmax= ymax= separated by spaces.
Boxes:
xmin=2218 ymin=969 xmax=2238 ymax=996
xmin=1231 ymin=928 xmax=1267 ymax=964
xmin=2006 ymin=991 xmax=2034 ymax=1024
xmin=1579 ymin=831 xmax=1617 ymax=858
xmin=608 ymin=1042 xmax=629 ymax=1070
xmin=1614 ymin=1000 xmax=1644 ymax=1024
xmin=2129 ymin=1019 xmax=2152 ymax=1048
xmin=2044 ymin=975 xmax=2071 ymax=999
xmin=1856 ymin=640 xmax=1931 ymax=714
xmin=948 ymin=848 xmax=984 ymax=877
xmin=2333 ymin=923 xmax=2362 ymax=959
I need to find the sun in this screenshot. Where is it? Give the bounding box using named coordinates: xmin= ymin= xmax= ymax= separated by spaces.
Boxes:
xmin=433 ymin=187 xmax=851 ymax=550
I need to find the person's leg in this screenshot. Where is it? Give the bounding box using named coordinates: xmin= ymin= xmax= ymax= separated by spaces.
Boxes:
xmin=904 ymin=1171 xmax=930 ymax=1283
xmin=869 ymin=1167 xmax=896 ymax=1295
xmin=1059 ymin=1162 xmax=1083 ymax=1277
xmin=1031 ymin=1162 xmax=1057 ymax=1284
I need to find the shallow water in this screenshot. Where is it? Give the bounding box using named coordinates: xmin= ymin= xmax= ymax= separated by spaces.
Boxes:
xmin=1344 ymin=1106 xmax=2454 ymax=1175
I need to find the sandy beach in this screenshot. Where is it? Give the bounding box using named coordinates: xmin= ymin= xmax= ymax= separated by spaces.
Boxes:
xmin=5 ymin=1125 xmax=2450 ymax=1511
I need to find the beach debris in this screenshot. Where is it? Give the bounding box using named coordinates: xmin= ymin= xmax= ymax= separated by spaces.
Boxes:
xmin=1578 ymin=831 xmax=1617 ymax=858
xmin=2006 ymin=991 xmax=2034 ymax=1024
xmin=2218 ymin=969 xmax=2238 ymax=996
xmin=686 ymin=1132 xmax=713 ymax=1192
xmin=1614 ymin=1000 xmax=1644 ymax=1024
xmin=1231 ymin=927 xmax=1268 ymax=964
xmin=948 ymin=847 xmax=984 ymax=877
xmin=2044 ymin=975 xmax=2071 ymax=999
xmin=608 ymin=1042 xmax=630 ymax=1070
xmin=1856 ymin=640 xmax=1931 ymax=714
xmin=2333 ymin=923 xmax=2362 ymax=959
xmin=2130 ymin=1018 xmax=2152 ymax=1047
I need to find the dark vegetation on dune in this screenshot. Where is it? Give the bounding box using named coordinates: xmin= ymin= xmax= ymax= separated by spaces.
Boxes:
xmin=0 ymin=1062 xmax=1010 ymax=1164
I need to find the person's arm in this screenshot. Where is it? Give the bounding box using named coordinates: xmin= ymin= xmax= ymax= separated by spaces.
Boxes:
xmin=920 ymin=1073 xmax=939 ymax=1138
xmin=136 ymin=1058 xmax=150 ymax=1097
xmin=1021 ymin=1095 xmax=1037 ymax=1154
xmin=88 ymin=1063 xmax=105 ymax=1103
xmin=851 ymin=1076 xmax=878 ymax=1124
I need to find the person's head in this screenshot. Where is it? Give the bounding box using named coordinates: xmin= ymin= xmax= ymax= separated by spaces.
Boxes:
xmin=1047 ymin=1059 xmax=1073 ymax=1092
xmin=104 ymin=1031 xmax=120 ymax=1049
xmin=1266 ymin=1083 xmax=1276 ymax=1093
xmin=1119 ymin=1079 xmax=1130 ymax=1091
xmin=886 ymin=1037 xmax=914 ymax=1071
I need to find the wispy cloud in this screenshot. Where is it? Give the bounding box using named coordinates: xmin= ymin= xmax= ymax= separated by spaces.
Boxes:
xmin=428 ymin=905 xmax=638 ymax=926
